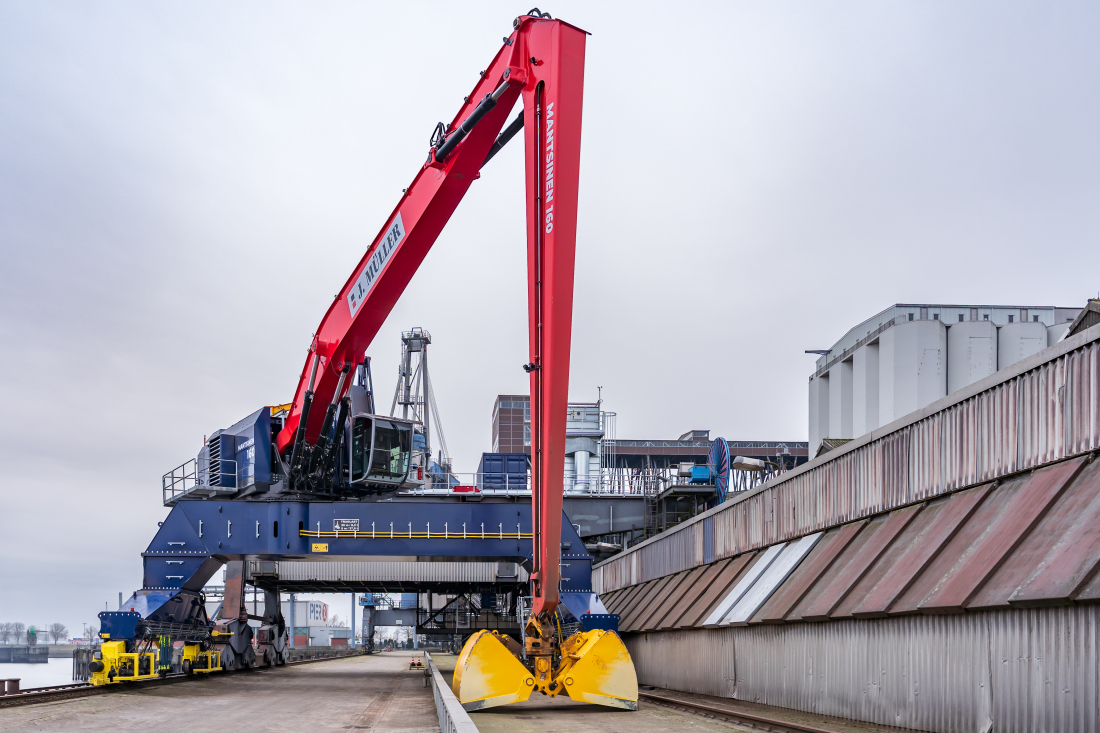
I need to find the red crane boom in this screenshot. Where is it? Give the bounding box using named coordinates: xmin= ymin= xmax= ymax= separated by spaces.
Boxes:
xmin=271 ymin=12 xmax=636 ymax=709
xmin=274 ymin=13 xmax=584 ymax=617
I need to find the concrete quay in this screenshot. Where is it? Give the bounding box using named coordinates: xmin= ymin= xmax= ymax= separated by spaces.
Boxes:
xmin=0 ymin=652 xmax=437 ymax=732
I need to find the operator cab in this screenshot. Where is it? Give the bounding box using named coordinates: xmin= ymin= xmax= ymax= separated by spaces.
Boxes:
xmin=348 ymin=414 xmax=424 ymax=493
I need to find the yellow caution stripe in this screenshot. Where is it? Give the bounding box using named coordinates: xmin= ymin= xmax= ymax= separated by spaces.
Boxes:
xmin=299 ymin=529 xmax=532 ymax=540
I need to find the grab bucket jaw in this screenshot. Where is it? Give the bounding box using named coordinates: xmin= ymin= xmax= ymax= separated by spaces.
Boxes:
xmin=557 ymin=629 xmax=639 ymax=710
xmin=453 ymin=627 xmax=638 ymax=712
xmin=453 ymin=630 xmax=535 ymax=711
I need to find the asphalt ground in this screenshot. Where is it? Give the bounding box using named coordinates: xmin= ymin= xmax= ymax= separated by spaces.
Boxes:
xmin=0 ymin=652 xmax=437 ymax=732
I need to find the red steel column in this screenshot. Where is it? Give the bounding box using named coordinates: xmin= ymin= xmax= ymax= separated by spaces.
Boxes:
xmin=523 ymin=19 xmax=587 ymax=618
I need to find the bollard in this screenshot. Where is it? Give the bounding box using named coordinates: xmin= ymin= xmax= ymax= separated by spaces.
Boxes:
xmin=6 ymin=679 xmax=20 ymax=695
xmin=0 ymin=679 xmax=7 ymax=696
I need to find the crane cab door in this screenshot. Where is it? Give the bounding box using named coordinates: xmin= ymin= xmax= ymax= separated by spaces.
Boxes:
xmin=348 ymin=414 xmax=415 ymax=493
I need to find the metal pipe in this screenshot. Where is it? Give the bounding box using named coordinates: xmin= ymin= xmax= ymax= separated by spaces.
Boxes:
xmin=435 ymin=80 xmax=511 ymax=162
xmin=308 ymin=365 xmax=351 ymax=478
xmin=350 ymin=594 xmax=356 ymax=650
xmin=482 ymin=111 xmax=524 ymax=167
xmin=288 ymin=593 xmax=296 ymax=649
xmin=575 ymin=449 xmax=590 ymax=492
xmin=288 ymin=352 xmax=322 ymax=473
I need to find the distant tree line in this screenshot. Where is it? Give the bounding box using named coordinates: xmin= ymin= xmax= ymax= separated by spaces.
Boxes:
xmin=0 ymin=622 xmax=70 ymax=644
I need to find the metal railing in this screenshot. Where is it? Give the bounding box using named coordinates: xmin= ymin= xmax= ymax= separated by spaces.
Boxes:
xmin=162 ymin=457 xmax=239 ymax=505
xmin=402 ymin=468 xmax=658 ymax=497
xmin=363 ymin=595 xmax=418 ymax=610
xmin=425 ymin=652 xmax=478 ymax=733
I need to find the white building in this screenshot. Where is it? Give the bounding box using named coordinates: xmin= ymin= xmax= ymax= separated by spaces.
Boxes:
xmin=279 ymin=600 xmax=350 ymax=646
xmin=808 ymin=303 xmax=1081 ymax=456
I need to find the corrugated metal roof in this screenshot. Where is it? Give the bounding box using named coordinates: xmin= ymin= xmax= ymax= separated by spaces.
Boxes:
xmin=972 ymin=456 xmax=1100 ymax=608
xmin=851 ymin=484 xmax=989 ymax=617
xmin=612 ymin=582 xmax=649 ymax=618
xmin=792 ymin=510 xmax=914 ymax=621
xmin=703 ymin=544 xmax=784 ymax=626
xmin=723 ymin=533 xmax=820 ymax=625
xmin=636 ymin=570 xmax=692 ymax=631
xmin=814 ymin=437 xmax=853 ymax=458
xmin=678 ymin=555 xmax=751 ymax=629
xmin=921 ymin=457 xmax=1084 ymax=612
xmin=620 ymin=579 xmax=667 ymax=632
xmin=752 ymin=521 xmax=862 ymax=623
xmin=662 ymin=559 xmax=730 ymax=629
xmin=1066 ymin=299 xmax=1100 ymax=339
xmin=595 ymin=324 xmax=1100 ymax=596
xmin=655 ymin=565 xmax=709 ymax=629
xmin=615 ymin=452 xmax=1100 ymax=632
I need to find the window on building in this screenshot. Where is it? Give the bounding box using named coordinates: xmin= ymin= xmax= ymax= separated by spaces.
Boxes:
xmin=958 ymin=314 xmax=964 ymax=322
xmin=1033 ymin=315 xmax=1039 ymax=322
xmin=908 ymin=313 xmax=914 ymax=321
xmin=984 ymin=314 xmax=989 ymax=321
xmin=1008 ymin=315 xmax=1014 ymax=323
xmin=933 ymin=313 xmax=939 ymax=320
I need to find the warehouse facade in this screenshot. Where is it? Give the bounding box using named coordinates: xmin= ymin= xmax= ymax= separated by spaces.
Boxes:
xmin=596 ymin=322 xmax=1100 ymax=733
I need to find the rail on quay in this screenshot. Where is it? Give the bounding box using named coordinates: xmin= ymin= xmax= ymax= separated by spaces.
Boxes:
xmin=425 ymin=652 xmax=478 ymax=733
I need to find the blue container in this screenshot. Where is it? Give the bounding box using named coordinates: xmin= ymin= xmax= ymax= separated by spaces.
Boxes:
xmin=477 ymin=453 xmax=529 ymax=491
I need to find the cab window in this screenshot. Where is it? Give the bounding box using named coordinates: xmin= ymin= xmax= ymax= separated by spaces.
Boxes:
xmin=350 ymin=418 xmax=370 ymax=481
xmin=370 ymin=422 xmax=410 ymax=479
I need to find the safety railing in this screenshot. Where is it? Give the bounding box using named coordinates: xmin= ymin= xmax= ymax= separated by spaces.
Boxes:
xmin=403 ymin=469 xmax=656 ymax=497
xmin=425 ymin=652 xmax=478 ymax=733
xmin=419 ymin=603 xmax=520 ymax=632
xmin=361 ymin=595 xmax=418 ymax=610
xmin=162 ymin=457 xmax=239 ymax=505
xmin=300 ymin=522 xmax=532 ymax=540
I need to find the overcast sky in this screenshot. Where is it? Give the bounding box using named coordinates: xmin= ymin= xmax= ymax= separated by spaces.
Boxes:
xmin=1 ymin=1 xmax=1097 ymax=638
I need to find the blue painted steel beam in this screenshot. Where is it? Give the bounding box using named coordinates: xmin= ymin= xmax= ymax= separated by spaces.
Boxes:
xmin=141 ymin=500 xmax=593 ymax=592
xmin=106 ymin=500 xmax=606 ymax=640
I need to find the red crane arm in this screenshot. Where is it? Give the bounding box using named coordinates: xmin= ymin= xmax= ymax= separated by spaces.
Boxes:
xmin=273 ymin=15 xmax=586 ymax=616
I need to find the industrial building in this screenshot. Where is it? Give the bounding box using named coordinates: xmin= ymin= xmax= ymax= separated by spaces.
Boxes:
xmin=490 ymin=393 xmax=807 ymax=495
xmin=490 ymin=394 xmax=606 ymax=491
xmin=595 ymin=319 xmax=1100 ymax=732
xmin=278 ymin=600 xmax=352 ymax=647
xmin=808 ymin=303 xmax=1082 ymax=456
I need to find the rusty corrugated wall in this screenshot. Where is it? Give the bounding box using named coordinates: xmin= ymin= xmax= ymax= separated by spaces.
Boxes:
xmin=627 ymin=605 xmax=1100 ymax=733
xmin=595 ymin=325 xmax=1100 ymax=595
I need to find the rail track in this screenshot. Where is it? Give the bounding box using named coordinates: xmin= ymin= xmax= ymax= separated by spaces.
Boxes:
xmin=0 ymin=650 xmax=366 ymax=709
xmin=639 ymin=690 xmax=841 ymax=733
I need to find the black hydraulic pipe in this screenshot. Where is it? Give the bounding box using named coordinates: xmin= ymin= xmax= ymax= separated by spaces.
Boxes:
xmin=287 ymin=353 xmax=321 ymax=479
xmin=435 ymin=81 xmax=511 ymax=163
xmin=316 ymin=397 xmax=351 ymax=490
xmin=482 ymin=111 xmax=524 ymax=168
xmin=307 ymin=366 xmax=350 ymax=477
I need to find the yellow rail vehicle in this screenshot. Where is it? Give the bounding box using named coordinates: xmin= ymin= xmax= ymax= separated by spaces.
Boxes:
xmin=89 ymin=640 xmax=223 ymax=685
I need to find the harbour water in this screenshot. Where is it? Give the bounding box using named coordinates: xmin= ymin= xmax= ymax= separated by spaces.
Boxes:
xmin=1 ymin=658 xmax=78 ymax=689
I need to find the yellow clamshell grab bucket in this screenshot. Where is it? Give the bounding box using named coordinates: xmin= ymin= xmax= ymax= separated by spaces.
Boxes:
xmin=453 ymin=628 xmax=638 ymax=712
